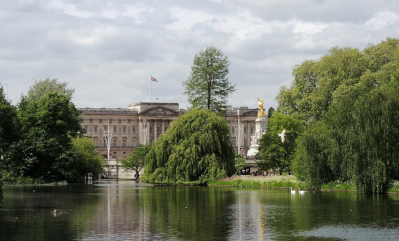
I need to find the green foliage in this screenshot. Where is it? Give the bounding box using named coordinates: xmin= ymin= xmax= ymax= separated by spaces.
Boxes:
xmin=292 ymin=121 xmax=337 ymax=188
xmin=25 ymin=78 xmax=75 ymax=101
xmin=142 ymin=108 xmax=235 ymax=184
xmin=234 ymin=154 xmax=247 ymax=174
xmin=3 ymin=93 xmax=82 ymax=182
xmin=281 ymin=38 xmax=399 ymax=193
xmin=121 ymin=145 xmax=152 ymax=178
xmin=183 ymin=46 xmax=236 ymax=113
xmin=210 ymin=176 xmax=306 ymax=189
xmin=67 ymin=137 xmax=104 ymax=182
xmin=0 ymin=85 xmax=19 ymax=154
xmin=258 ymin=112 xmax=304 ymax=170
xmin=321 ymin=181 xmax=355 ymax=191
xmin=0 ymin=162 xmax=3 ymax=204
xmin=267 ymin=107 xmax=275 ymax=118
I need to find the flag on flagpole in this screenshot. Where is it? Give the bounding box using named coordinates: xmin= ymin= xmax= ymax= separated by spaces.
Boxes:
xmin=151 ymin=76 xmax=158 ymax=82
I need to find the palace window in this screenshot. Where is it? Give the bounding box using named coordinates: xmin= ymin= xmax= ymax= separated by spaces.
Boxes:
xmin=164 ymin=126 xmax=167 ymax=132
xmin=244 ymin=140 xmax=247 ymax=147
xmin=113 ymin=140 xmax=117 ymax=147
xmin=132 ymin=140 xmax=136 ymax=147
xmin=132 ymin=126 xmax=136 ymax=133
xmin=104 ymin=139 xmax=107 ymax=147
xmin=232 ymin=127 xmax=235 ymax=134
xmin=94 ymin=126 xmax=98 ymax=133
xmin=113 ymin=126 xmax=117 ymax=133
xmin=150 ymin=126 xmax=153 ymax=133
xmin=244 ymin=127 xmax=247 ymax=134
xmin=250 ymin=127 xmax=254 ymax=134
xmin=157 ymin=126 xmax=160 ymax=133
xmin=123 ymin=140 xmax=126 ymax=147
xmin=123 ymin=126 xmax=126 ymax=133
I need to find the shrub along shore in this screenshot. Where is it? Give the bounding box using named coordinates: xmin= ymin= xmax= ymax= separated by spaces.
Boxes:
xmin=209 ymin=175 xmax=399 ymax=194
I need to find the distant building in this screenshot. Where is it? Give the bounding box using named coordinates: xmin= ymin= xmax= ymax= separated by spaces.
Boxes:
xmin=78 ymin=102 xmax=259 ymax=178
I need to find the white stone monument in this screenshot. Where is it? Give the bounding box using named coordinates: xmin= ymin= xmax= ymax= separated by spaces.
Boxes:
xmin=247 ymin=98 xmax=268 ymax=157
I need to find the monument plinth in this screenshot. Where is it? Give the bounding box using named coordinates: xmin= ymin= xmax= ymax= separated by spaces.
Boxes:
xmin=247 ymin=98 xmax=268 ymax=157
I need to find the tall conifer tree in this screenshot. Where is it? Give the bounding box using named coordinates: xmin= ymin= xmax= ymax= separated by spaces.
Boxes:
xmin=183 ymin=47 xmax=236 ymax=113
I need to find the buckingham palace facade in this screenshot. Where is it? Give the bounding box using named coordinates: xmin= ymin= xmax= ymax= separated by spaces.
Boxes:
xmin=78 ymin=102 xmax=259 ymax=162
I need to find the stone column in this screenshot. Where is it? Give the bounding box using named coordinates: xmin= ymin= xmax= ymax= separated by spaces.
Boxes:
xmin=154 ymin=119 xmax=158 ymax=142
xmin=246 ymin=120 xmax=250 ymax=146
xmin=162 ymin=119 xmax=165 ymax=134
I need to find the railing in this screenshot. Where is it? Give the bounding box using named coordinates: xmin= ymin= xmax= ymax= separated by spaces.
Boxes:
xmin=77 ymin=108 xmax=139 ymax=114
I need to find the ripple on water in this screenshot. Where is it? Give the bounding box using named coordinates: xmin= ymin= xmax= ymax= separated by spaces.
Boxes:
xmin=300 ymin=225 xmax=399 ymax=241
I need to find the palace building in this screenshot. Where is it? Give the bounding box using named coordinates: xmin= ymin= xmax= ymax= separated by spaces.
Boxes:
xmin=78 ymin=102 xmax=260 ymax=177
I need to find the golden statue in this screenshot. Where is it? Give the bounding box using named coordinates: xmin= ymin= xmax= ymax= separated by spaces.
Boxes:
xmin=257 ymin=97 xmax=267 ymax=118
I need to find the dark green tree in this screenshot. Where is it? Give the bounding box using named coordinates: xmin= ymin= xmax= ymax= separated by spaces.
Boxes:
xmin=258 ymin=112 xmax=304 ymax=171
xmin=4 ymin=93 xmax=82 ymax=181
xmin=142 ymin=108 xmax=235 ymax=184
xmin=0 ymin=85 xmax=19 ymax=154
xmin=25 ymin=78 xmax=75 ymax=101
xmin=0 ymin=84 xmax=19 ymax=202
xmin=67 ymin=137 xmax=104 ymax=182
xmin=292 ymin=121 xmax=337 ymax=188
xmin=121 ymin=145 xmax=152 ymax=179
xmin=183 ymin=46 xmax=236 ymax=113
xmin=267 ymin=107 xmax=275 ymax=118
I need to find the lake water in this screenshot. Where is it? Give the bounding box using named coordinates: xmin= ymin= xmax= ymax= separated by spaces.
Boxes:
xmin=1 ymin=180 xmax=399 ymax=241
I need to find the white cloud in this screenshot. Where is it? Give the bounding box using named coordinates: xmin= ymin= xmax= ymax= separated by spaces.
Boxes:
xmin=365 ymin=11 xmax=399 ymax=29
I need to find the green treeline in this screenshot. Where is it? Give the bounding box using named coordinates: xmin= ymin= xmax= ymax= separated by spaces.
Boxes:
xmin=0 ymin=79 xmax=104 ymax=187
xmin=261 ymin=38 xmax=399 ymax=193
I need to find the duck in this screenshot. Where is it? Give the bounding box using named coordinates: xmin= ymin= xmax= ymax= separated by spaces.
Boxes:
xmin=53 ymin=209 xmax=62 ymax=214
xmin=299 ymin=188 xmax=306 ymax=194
xmin=290 ymin=187 xmax=296 ymax=194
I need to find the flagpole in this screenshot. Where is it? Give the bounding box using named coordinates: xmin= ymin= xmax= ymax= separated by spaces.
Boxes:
xmin=150 ymin=76 xmax=152 ymax=103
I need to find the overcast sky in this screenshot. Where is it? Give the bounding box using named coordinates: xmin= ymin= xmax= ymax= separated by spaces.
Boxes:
xmin=1 ymin=0 xmax=399 ymax=110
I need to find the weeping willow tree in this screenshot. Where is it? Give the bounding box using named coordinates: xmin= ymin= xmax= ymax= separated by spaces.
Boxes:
xmin=142 ymin=108 xmax=235 ymax=185
xmin=280 ymin=38 xmax=399 ymax=193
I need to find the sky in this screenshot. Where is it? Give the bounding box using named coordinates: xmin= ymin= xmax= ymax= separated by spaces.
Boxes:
xmin=1 ymin=0 xmax=399 ymax=110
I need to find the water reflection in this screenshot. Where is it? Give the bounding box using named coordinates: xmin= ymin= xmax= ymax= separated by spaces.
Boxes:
xmin=1 ymin=181 xmax=399 ymax=240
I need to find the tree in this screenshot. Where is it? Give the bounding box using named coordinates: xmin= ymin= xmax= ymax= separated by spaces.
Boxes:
xmin=25 ymin=78 xmax=75 ymax=101
xmin=258 ymin=112 xmax=304 ymax=171
xmin=4 ymin=93 xmax=82 ymax=182
xmin=234 ymin=154 xmax=247 ymax=174
xmin=142 ymin=108 xmax=235 ymax=184
xmin=66 ymin=137 xmax=104 ymax=182
xmin=183 ymin=46 xmax=236 ymax=113
xmin=267 ymin=107 xmax=275 ymax=118
xmin=282 ymin=38 xmax=399 ymax=193
xmin=121 ymin=145 xmax=152 ymax=180
xmin=0 ymin=85 xmax=19 ymax=154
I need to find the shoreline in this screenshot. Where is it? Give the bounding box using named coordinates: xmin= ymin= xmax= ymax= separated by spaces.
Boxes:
xmin=209 ymin=175 xmax=399 ymax=194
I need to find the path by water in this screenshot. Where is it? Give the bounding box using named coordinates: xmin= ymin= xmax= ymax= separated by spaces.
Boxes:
xmin=1 ymin=180 xmax=399 ymax=240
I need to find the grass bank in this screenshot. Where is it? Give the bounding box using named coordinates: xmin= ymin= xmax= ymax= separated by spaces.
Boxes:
xmin=209 ymin=175 xmax=307 ymax=189
xmin=211 ymin=176 xmax=399 ymax=194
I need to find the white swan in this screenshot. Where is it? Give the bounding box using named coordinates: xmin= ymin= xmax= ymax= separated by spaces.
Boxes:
xmin=299 ymin=188 xmax=305 ymax=194
xmin=290 ymin=187 xmax=296 ymax=194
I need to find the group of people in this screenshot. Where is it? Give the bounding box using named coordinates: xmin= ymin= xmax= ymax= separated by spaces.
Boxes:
xmin=240 ymin=168 xmax=293 ymax=176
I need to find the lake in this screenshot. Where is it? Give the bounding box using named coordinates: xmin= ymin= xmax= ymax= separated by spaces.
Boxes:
xmin=1 ymin=180 xmax=399 ymax=240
